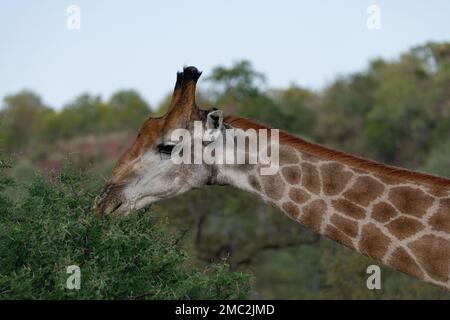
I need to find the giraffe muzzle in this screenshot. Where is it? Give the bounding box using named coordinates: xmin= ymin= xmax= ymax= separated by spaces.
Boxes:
xmin=94 ymin=183 xmax=126 ymax=217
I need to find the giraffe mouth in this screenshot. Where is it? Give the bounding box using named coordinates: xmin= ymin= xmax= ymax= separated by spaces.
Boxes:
xmin=94 ymin=197 xmax=125 ymax=217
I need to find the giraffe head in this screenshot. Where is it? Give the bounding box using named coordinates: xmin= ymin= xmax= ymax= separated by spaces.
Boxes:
xmin=94 ymin=66 xmax=225 ymax=216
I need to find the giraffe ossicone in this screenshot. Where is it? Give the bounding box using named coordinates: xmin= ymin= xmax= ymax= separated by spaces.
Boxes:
xmin=94 ymin=66 xmax=450 ymax=291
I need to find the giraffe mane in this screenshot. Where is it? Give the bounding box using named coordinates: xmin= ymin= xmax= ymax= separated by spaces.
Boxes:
xmin=224 ymin=115 xmax=450 ymax=189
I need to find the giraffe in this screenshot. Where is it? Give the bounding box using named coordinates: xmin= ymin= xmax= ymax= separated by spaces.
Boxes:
xmin=95 ymin=66 xmax=450 ymax=291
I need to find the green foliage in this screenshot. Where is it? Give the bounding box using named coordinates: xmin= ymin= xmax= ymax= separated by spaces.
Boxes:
xmin=207 ymin=61 xmax=294 ymax=130
xmin=109 ymin=90 xmax=151 ymax=130
xmin=207 ymin=60 xmax=266 ymax=99
xmin=423 ymin=140 xmax=450 ymax=177
xmin=0 ymin=91 xmax=151 ymax=155
xmin=0 ymin=159 xmax=14 ymax=214
xmin=363 ymin=60 xmax=434 ymax=164
xmin=273 ymin=86 xmax=317 ymax=137
xmin=315 ymin=74 xmax=375 ymax=154
xmin=0 ymin=163 xmax=251 ymax=299
xmin=0 ymin=90 xmax=50 ymax=152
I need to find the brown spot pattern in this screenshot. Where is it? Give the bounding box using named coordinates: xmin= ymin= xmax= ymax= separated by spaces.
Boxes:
xmin=299 ymin=199 xmax=326 ymax=231
xmin=374 ymin=174 xmax=399 ymax=185
xmin=429 ymin=199 xmax=450 ymax=233
xmin=281 ymin=166 xmax=301 ymax=185
xmin=343 ymin=176 xmax=384 ymax=206
xmin=282 ymin=201 xmax=300 ymax=219
xmin=386 ymin=217 xmax=425 ymax=240
xmin=321 ymin=163 xmax=353 ymax=196
xmin=388 ymin=247 xmax=424 ymax=279
xmin=301 ymin=152 xmax=319 ymax=163
xmin=279 ymin=147 xmax=299 ymax=166
xmin=301 ymin=163 xmax=321 ymax=194
xmin=359 ymin=223 xmax=391 ymax=260
xmin=427 ymin=187 xmax=448 ymax=197
xmin=409 ymin=235 xmax=450 ymax=282
xmin=288 ymin=188 xmax=310 ymax=204
xmin=261 ymin=173 xmax=285 ymax=200
xmin=389 ymin=187 xmax=434 ymax=218
xmin=330 ymin=214 xmax=358 ymax=238
xmin=332 ymin=199 xmax=366 ymax=219
xmin=325 ymin=225 xmax=354 ymax=249
xmin=352 ymin=168 xmax=367 ymax=175
xmin=372 ymin=202 xmax=397 ymax=223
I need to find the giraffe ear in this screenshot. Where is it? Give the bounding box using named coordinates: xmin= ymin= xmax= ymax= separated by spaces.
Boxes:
xmin=206 ymin=109 xmax=223 ymax=130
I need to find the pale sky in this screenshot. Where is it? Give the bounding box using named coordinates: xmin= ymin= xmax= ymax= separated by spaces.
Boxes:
xmin=1 ymin=0 xmax=450 ymax=109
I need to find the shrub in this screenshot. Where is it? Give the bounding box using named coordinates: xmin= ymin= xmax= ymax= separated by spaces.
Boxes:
xmin=0 ymin=163 xmax=251 ymax=299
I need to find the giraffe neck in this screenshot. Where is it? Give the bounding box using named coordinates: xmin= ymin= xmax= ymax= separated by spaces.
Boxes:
xmin=219 ymin=116 xmax=450 ymax=290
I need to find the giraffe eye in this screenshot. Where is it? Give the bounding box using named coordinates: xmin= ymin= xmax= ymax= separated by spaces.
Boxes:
xmin=157 ymin=143 xmax=175 ymax=155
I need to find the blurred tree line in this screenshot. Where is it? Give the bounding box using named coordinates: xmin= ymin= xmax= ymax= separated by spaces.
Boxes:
xmin=0 ymin=90 xmax=150 ymax=161
xmin=1 ymin=42 xmax=450 ymax=299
